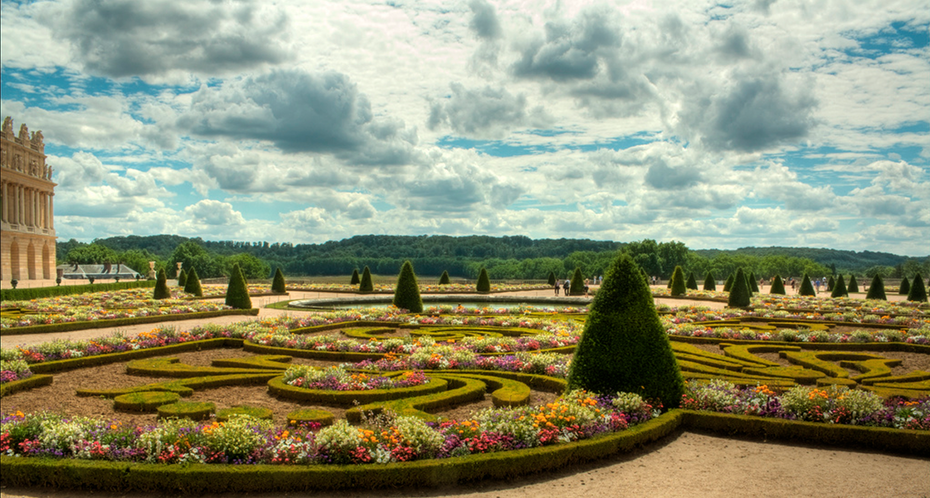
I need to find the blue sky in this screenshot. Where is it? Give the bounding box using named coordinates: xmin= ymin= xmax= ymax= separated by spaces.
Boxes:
xmin=1 ymin=0 xmax=928 ymax=255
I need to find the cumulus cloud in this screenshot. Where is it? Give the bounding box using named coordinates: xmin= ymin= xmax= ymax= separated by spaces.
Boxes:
xmin=50 ymin=0 xmax=291 ymax=79
xmin=428 ymin=83 xmax=551 ymax=138
xmin=468 ymin=0 xmax=501 ymax=40
xmin=184 ymin=199 xmax=245 ymax=226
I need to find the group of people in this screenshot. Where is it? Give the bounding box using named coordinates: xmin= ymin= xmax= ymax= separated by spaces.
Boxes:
xmin=553 ymin=276 xmax=602 ymax=296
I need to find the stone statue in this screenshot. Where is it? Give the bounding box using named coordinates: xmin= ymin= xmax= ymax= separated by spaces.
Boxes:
xmin=2 ymin=116 xmax=12 ymax=134
xmin=18 ymin=123 xmax=29 ymax=142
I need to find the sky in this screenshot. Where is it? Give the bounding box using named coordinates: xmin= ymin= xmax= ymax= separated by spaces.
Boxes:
xmin=1 ymin=0 xmax=928 ymax=256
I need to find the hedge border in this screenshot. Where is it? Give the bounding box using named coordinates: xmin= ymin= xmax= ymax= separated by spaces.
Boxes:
xmin=669 ymin=335 xmax=930 ymax=354
xmin=267 ymin=375 xmax=450 ymax=406
xmin=1 ymin=309 xmax=260 ymax=336
xmin=0 ymin=374 xmax=53 ymax=397
xmin=0 ymin=280 xmax=156 ymax=302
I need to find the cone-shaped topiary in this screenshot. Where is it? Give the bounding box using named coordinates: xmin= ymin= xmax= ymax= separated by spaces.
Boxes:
xmin=866 ymin=274 xmax=886 ymax=301
xmin=476 ymin=268 xmax=491 ymax=292
xmin=153 ymin=269 xmax=171 ymax=299
xmin=831 ymin=274 xmax=848 ymax=298
xmin=727 ymin=268 xmax=752 ymax=308
xmin=547 ymin=271 xmax=556 ymax=286
xmin=359 ymin=266 xmax=373 ymax=293
xmin=438 ymin=270 xmax=451 ymax=285
xmin=907 ymin=273 xmax=928 ymax=302
xmin=847 ymin=275 xmax=859 ymax=293
xmin=271 ymin=268 xmax=286 ymax=294
xmin=749 ymin=272 xmax=760 ymax=293
xmin=350 ymin=269 xmax=360 ymax=285
xmin=177 ymin=269 xmax=187 ymax=287
xmin=570 ymin=267 xmax=585 ymax=295
xmin=669 ymin=266 xmax=686 ymax=297
xmin=225 ymin=263 xmax=252 ymax=309
xmin=723 ymin=273 xmax=735 ymax=292
xmin=899 ymin=277 xmax=910 ymax=295
xmin=392 ymin=260 xmax=423 ymax=313
xmin=183 ymin=267 xmax=203 ymax=297
xmin=703 ymin=271 xmax=716 ymax=291
xmin=799 ymin=273 xmax=816 ymax=296
xmin=565 ymin=252 xmax=684 ymax=408
xmin=827 ymin=275 xmax=835 ymax=292
xmin=770 ymin=275 xmax=786 ymax=295
xmin=686 ymin=271 xmax=698 ymax=290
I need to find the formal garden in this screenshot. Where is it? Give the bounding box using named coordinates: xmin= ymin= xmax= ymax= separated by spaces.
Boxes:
xmin=0 ymin=257 xmax=928 ymax=493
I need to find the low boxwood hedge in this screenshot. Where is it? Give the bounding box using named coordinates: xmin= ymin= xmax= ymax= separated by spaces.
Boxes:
xmin=1 ymin=309 xmax=259 ymax=336
xmin=286 ymin=409 xmax=335 ymax=427
xmin=268 ymin=375 xmax=449 ymax=406
xmin=158 ymin=401 xmax=215 ymax=420
xmin=0 ymin=374 xmax=53 ymax=397
xmin=114 ymin=391 xmax=181 ymax=412
xmin=0 ymin=280 xmax=156 ymax=302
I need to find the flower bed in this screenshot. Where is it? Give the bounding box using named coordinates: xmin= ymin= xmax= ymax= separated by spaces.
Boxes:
xmin=283 ymin=366 xmax=428 ymax=391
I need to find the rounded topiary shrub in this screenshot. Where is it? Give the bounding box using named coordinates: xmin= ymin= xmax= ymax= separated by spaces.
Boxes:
xmin=114 ymin=391 xmax=180 ymax=412
xmin=287 ymin=408 xmax=335 ymax=427
xmin=907 ymin=272 xmax=928 ymax=303
xmin=686 ymin=271 xmax=698 ymax=290
xmin=153 ymin=269 xmax=171 ymax=300
xmin=847 ymin=275 xmax=859 ymax=293
xmin=225 ymin=263 xmax=252 ymax=309
xmin=866 ymin=274 xmax=887 ymax=301
xmin=271 ymin=267 xmax=287 ymax=294
xmin=439 ymin=270 xmax=450 ymax=285
xmin=569 ymin=267 xmax=585 ymax=295
xmin=216 ymin=405 xmax=274 ymax=422
xmin=157 ymin=401 xmax=215 ymax=420
xmin=359 ymin=266 xmax=374 ymax=293
xmin=184 ymin=266 xmax=203 ymax=297
xmin=177 ymin=269 xmax=188 ymax=287
xmin=393 ymin=260 xmax=423 ymax=313
xmin=831 ymin=274 xmax=848 ymax=298
xmin=547 ymin=271 xmax=556 ymax=286
xmin=566 ymin=252 xmax=684 ymax=408
xmin=350 ymin=268 xmax=360 ymax=285
xmin=723 ymin=273 xmax=735 ymax=292
xmin=770 ymin=275 xmax=786 ymax=295
xmin=669 ymin=266 xmax=686 ymax=297
xmin=799 ymin=273 xmax=816 ymax=296
xmin=703 ymin=271 xmax=716 ymax=291
xmin=899 ymin=277 xmax=910 ymax=295
xmin=476 ymin=268 xmax=490 ymax=293
xmin=727 ymin=268 xmax=752 ymax=308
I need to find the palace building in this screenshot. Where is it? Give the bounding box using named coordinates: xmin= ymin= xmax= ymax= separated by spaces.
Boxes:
xmin=1 ymin=117 xmax=57 ymax=282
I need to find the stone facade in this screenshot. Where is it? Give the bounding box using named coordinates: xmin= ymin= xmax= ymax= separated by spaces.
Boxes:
xmin=1 ymin=117 xmax=57 ymax=281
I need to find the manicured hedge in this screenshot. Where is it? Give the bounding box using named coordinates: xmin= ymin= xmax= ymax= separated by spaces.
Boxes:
xmin=0 ymin=374 xmax=53 ymax=397
xmin=0 ymin=309 xmax=259 ymax=337
xmin=1 ymin=280 xmax=156 ymax=302
xmin=267 ymin=376 xmax=449 ymax=406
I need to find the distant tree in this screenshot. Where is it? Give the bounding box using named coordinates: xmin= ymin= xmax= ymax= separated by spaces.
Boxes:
xmin=831 ymin=274 xmax=848 ymax=298
xmin=686 ymin=271 xmax=698 ymax=290
xmin=570 ymin=267 xmax=585 ymax=295
xmin=899 ymin=277 xmax=910 ymax=295
xmin=439 ymin=270 xmax=451 ymax=285
xmin=66 ymin=243 xmax=118 ymax=265
xmin=153 ymin=269 xmax=171 ymax=300
xmin=866 ymin=274 xmax=886 ymax=301
xmin=359 ymin=266 xmax=374 ymax=293
xmin=907 ymin=273 xmax=927 ymax=303
xmin=169 ymin=241 xmax=220 ymax=278
xmin=350 ymin=269 xmax=360 ymax=285
xmin=476 ymin=268 xmax=491 ymax=292
xmin=847 ymin=275 xmax=859 ymax=293
xmin=669 ymin=266 xmax=686 ymax=297
xmin=799 ymin=274 xmax=816 ymax=296
xmin=184 ymin=267 xmax=203 ymax=297
xmin=728 ymin=268 xmax=752 ymax=308
xmin=223 ymin=253 xmax=270 ymax=280
xmin=271 ymin=268 xmax=287 ymax=294
xmin=703 ymin=271 xmax=716 ymax=291
xmin=770 ymin=275 xmax=786 ymax=295
xmin=547 ymin=271 xmax=557 ymax=286
xmin=177 ymin=269 xmax=188 ymax=287
xmin=393 ymin=261 xmax=423 ymax=313
xmin=225 ymin=263 xmax=252 ymax=309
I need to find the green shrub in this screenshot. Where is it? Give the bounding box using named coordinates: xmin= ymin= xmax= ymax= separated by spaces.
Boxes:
xmin=899 ymin=277 xmax=910 ymax=295
xmin=847 ymin=275 xmax=859 ymax=293
xmin=703 ymin=271 xmax=716 ymax=291
xmin=183 ymin=267 xmax=203 ymax=297
xmin=907 ymin=273 xmax=927 ymax=302
xmin=216 ymin=406 xmax=273 ymax=422
xmin=770 ymin=275 xmax=786 ymax=295
xmin=723 ymin=273 xmax=734 ymax=292
xmin=271 ymin=268 xmax=287 ymax=293
xmin=827 ymin=275 xmax=835 ymax=292
xmin=157 ymin=401 xmax=215 ymax=420
xmin=566 ymin=252 xmax=684 ymax=408
xmin=569 ymin=267 xmax=585 ymax=295
xmin=114 ymin=391 xmax=180 ymax=412
xmin=286 ymin=408 xmax=335 ymax=427
xmin=359 ymin=266 xmax=373 ymax=293
xmin=866 ymin=274 xmax=887 ymax=301
xmin=393 ymin=260 xmax=423 ymax=313
xmin=831 ymin=274 xmax=848 ymax=298
xmin=225 ymin=263 xmax=252 ymax=310
xmin=686 ymin=271 xmax=698 ymax=290
xmin=153 ymin=269 xmax=171 ymax=300
xmin=669 ymin=266 xmax=686 ymax=297
xmin=799 ymin=273 xmax=816 ymax=296
xmin=0 ymin=280 xmax=155 ymax=301
xmin=547 ymin=271 xmax=556 ymax=286
xmin=350 ymin=269 xmax=360 ymax=285
xmin=177 ymin=269 xmax=188 ymax=287
xmin=727 ymin=268 xmax=752 ymax=308
xmin=476 ymin=268 xmax=490 ymax=293
xmin=439 ymin=270 xmax=451 ymax=285
xmin=749 ymin=272 xmax=759 ymax=293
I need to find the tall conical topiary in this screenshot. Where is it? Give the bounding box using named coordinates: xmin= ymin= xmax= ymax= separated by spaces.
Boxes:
xmin=827 ymin=275 xmax=835 ymax=292
xmin=565 ymin=252 xmax=684 ymax=408
xmin=899 ymin=277 xmax=910 ymax=295
xmin=847 ymin=275 xmax=859 ymax=293
xmin=703 ymin=271 xmax=716 ymax=291
xmin=350 ymin=269 xmax=360 ymax=285
xmin=669 ymin=266 xmax=686 ymax=297
xmin=727 ymin=268 xmax=752 ymax=308
xmin=723 ymin=273 xmax=735 ymax=292
xmin=476 ymin=268 xmax=490 ymax=292
xmin=866 ymin=274 xmax=886 ymax=301
xmin=907 ymin=273 xmax=927 ymax=302
xmin=359 ymin=266 xmax=373 ymax=293
xmin=439 ymin=270 xmax=451 ymax=285
xmin=770 ymin=275 xmax=786 ymax=295
xmin=686 ymin=271 xmax=698 ymax=290
xmin=225 ymin=263 xmax=252 ymax=309
xmin=153 ymin=269 xmax=171 ymax=299
xmin=393 ymin=260 xmax=423 ymax=313
xmin=271 ymin=268 xmax=286 ymax=294
xmin=749 ymin=272 xmax=759 ymax=293
xmin=570 ymin=267 xmax=585 ymax=295
xmin=184 ymin=267 xmax=203 ymax=297
xmin=831 ymin=274 xmax=848 ymax=298
xmin=547 ymin=271 xmax=556 ymax=286
xmin=177 ymin=269 xmax=188 ymax=287
xmin=799 ymin=273 xmax=816 ymax=296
